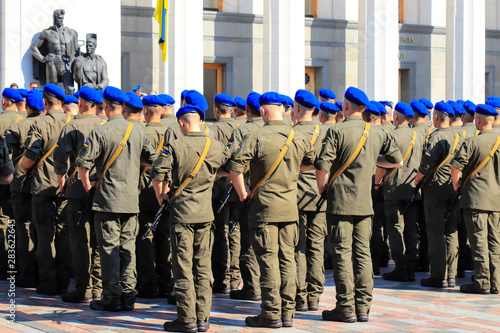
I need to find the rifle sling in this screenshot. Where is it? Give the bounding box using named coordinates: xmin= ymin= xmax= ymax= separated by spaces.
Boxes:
xmin=381 ymin=130 xmax=417 ymax=186
xmin=95 ymin=121 xmax=134 ymax=188
xmin=32 ymin=115 xmax=72 ymax=170
xmin=170 ymin=138 xmax=211 ymax=201
xmin=250 ymin=129 xmax=295 ymax=200
xmin=461 ymin=136 xmax=500 ymax=188
xmin=141 ymin=135 xmax=165 ymax=177
xmin=310 ymin=124 xmax=320 ymax=145
xmin=325 ymin=122 xmax=371 ymax=192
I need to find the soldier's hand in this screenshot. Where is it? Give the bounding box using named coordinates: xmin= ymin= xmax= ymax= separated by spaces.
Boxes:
xmin=58 ymin=177 xmax=66 ymax=191
xmin=84 ymin=181 xmax=95 ymax=193
xmin=239 ymin=189 xmax=250 ymax=202
xmin=453 ymin=181 xmax=461 ymax=192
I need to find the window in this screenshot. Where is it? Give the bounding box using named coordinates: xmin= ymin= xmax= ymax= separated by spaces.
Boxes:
xmin=203 ymin=63 xmax=224 ymax=120
xmin=305 ymin=0 xmax=317 ymax=18
xmin=204 ymin=0 xmax=223 ymax=11
xmin=399 ymin=0 xmax=405 ymax=24
xmin=399 ymin=69 xmax=410 ymax=103
xmin=305 ymin=67 xmax=316 ymax=95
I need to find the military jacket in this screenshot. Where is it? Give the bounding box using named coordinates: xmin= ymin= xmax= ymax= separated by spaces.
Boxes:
xmin=0 ymin=110 xmax=23 ymax=135
xmin=164 ymin=122 xmax=213 ymax=144
xmin=315 ymin=116 xmax=402 ymax=216
xmin=234 ymin=115 xmax=247 ymax=126
xmin=4 ymin=114 xmax=42 ymax=196
xmin=160 ymin=114 xmax=177 ymax=128
xmin=151 ymin=131 xmax=230 ymax=224
xmin=418 ymin=126 xmax=464 ymax=196
xmin=139 ymin=121 xmax=168 ymax=212
xmin=209 ymin=117 xmax=239 ymax=146
xmin=383 ymin=125 xmax=424 ymax=201
xmin=493 ymin=124 xmax=500 ymax=134
xmin=293 ymin=121 xmax=328 ymax=211
xmin=381 ymin=120 xmax=395 ymax=133
xmin=451 ymin=130 xmax=500 ymax=211
xmin=53 ymin=114 xmax=103 ymax=201
xmin=0 ymin=136 xmax=14 ymax=177
xmin=462 ymin=122 xmax=478 ymax=139
xmin=25 ymin=109 xmax=71 ymax=197
xmin=75 ymin=115 xmax=158 ymax=213
xmin=229 ymin=120 xmax=315 ymax=224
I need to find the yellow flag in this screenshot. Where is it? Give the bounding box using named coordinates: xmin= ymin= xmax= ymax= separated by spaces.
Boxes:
xmin=155 ymin=0 xmax=168 ymax=62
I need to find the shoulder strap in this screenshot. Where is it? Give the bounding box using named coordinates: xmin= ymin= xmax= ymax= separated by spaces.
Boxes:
xmin=381 ymin=130 xmax=417 ymax=186
xmin=140 ymin=135 xmax=165 ymax=177
xmin=95 ymin=122 xmax=133 ymax=188
xmin=204 ymin=126 xmax=210 ymax=136
xmin=433 ymin=132 xmax=460 ymax=173
xmin=425 ymin=127 xmax=433 ymax=144
xmin=463 ymin=129 xmax=467 ymax=138
xmin=326 ymin=122 xmax=371 ymax=190
xmin=461 ymin=136 xmax=500 ymax=188
xmin=250 ymin=129 xmax=295 ymax=199
xmin=310 ymin=124 xmax=320 ymax=145
xmin=32 ymin=114 xmax=72 ymax=169
xmin=15 ymin=114 xmax=22 ymax=122
xmin=170 ymin=138 xmax=211 ymax=200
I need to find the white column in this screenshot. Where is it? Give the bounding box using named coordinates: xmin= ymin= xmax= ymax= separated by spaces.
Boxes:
xmin=0 ymin=0 xmax=22 ymax=89
xmin=358 ymin=0 xmax=399 ymax=102
xmin=332 ymin=0 xmax=358 ymax=21
xmin=263 ymin=0 xmax=304 ymax=96
xmin=446 ymin=0 xmax=485 ymax=102
xmin=167 ymin=0 xmax=203 ymax=109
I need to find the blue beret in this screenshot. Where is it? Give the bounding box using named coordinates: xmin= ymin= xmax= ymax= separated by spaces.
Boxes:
xmin=214 ymin=93 xmax=236 ymax=107
xmin=131 ymin=85 xmax=141 ymax=92
xmin=395 ymin=102 xmax=414 ymax=118
xmin=463 ymin=100 xmax=476 ymax=115
xmin=379 ymin=101 xmax=393 ymax=109
xmin=418 ymin=98 xmax=434 ymax=109
xmin=26 ymin=90 xmax=44 ymax=111
xmin=410 ymin=100 xmax=429 ymax=116
xmin=457 ymin=99 xmax=465 ymax=105
xmin=246 ymin=91 xmax=261 ymax=112
xmin=125 ymin=92 xmax=143 ymax=109
xmin=285 ymin=96 xmax=294 ymax=107
xmin=18 ymin=88 xmax=29 ymax=98
xmin=176 ymin=104 xmax=205 ymax=121
xmin=2 ymin=88 xmax=23 ymax=102
xmin=63 ymin=95 xmax=79 ymax=105
xmin=234 ymin=96 xmax=246 ymax=110
xmin=79 ymin=86 xmax=102 ymax=104
xmin=184 ymin=90 xmax=208 ymax=111
xmin=475 ymin=104 xmax=499 ymax=117
xmin=142 ymin=95 xmax=166 ymax=106
xmin=158 ymin=94 xmax=175 ymax=105
xmin=486 ymin=97 xmax=500 ymax=108
xmin=180 ymin=89 xmax=189 ymax=101
xmin=371 ymin=101 xmax=386 ymax=115
xmin=319 ymin=88 xmax=336 ymax=100
xmin=74 ymin=90 xmax=80 ymax=98
xmin=447 ymin=100 xmax=466 ymax=116
xmin=43 ymin=84 xmax=65 ymax=102
xmin=103 ymin=86 xmax=129 ymax=104
xmin=335 ymin=101 xmax=343 ymax=110
xmin=434 ymin=101 xmax=455 ymax=116
xmin=259 ymin=91 xmax=286 ymax=105
xmin=319 ymin=101 xmax=339 ymax=114
xmin=98 ymin=89 xmax=104 ymax=99
xmin=365 ymin=102 xmax=380 ymax=115
xmin=295 ymin=89 xmax=320 ymax=109
xmin=344 ymin=87 xmax=369 ymax=106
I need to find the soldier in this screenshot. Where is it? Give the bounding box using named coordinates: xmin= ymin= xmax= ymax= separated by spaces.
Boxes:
xmin=291 ymin=90 xmax=328 ymax=312
xmin=228 ymin=91 xmax=264 ymax=301
xmin=283 ymin=95 xmax=294 ymax=126
xmin=62 ymin=95 xmax=80 ymax=116
xmin=75 ymin=86 xmax=158 ymax=311
xmin=415 ymin=101 xmax=464 ymax=289
xmin=462 ymin=101 xmax=478 ymax=138
xmin=319 ymin=89 xmax=336 ymax=103
xmin=53 ymin=86 xmax=104 ymax=303
xmin=1 ymin=88 xmax=24 ymax=132
xmin=4 ymin=90 xmax=45 ymax=286
xmin=451 ymin=104 xmax=500 ymax=294
xmin=318 ymin=101 xmax=338 ymax=126
xmin=21 ymin=84 xmax=72 ymax=295
xmin=379 ymin=101 xmax=395 ymax=132
xmin=0 ymin=136 xmax=13 ymax=182
xmin=135 ymin=94 xmax=172 ymax=299
xmin=16 ymin=89 xmax=28 ymax=116
xmin=229 ymin=91 xmax=315 ymax=328
xmin=419 ymin=98 xmax=435 ymax=129
xmin=158 ymin=94 xmax=177 ymax=127
xmin=335 ymin=101 xmax=345 ymax=124
xmin=316 ymin=87 xmax=402 ymax=323
xmin=152 ymin=104 xmax=230 ymax=333
xmin=376 ymin=102 xmax=424 ymax=282
xmin=233 ymin=96 xmax=248 ymax=125
xmin=131 ymin=85 xmax=141 ymax=96
xmin=209 ymin=93 xmax=239 ymax=294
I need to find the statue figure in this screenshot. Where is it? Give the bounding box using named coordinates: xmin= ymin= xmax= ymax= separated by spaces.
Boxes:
xmin=72 ymin=34 xmax=109 ymax=90
xmin=30 ymin=9 xmax=78 ymax=94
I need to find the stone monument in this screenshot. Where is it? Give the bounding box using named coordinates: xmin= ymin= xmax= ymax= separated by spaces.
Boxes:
xmin=72 ymin=34 xmax=109 ymax=90
xmin=30 ymin=9 xmax=78 ymax=94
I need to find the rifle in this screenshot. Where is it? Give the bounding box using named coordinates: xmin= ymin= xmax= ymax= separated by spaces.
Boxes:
xmin=142 ymin=199 xmax=170 ymax=240
xmin=77 ymin=187 xmax=95 ymax=225
xmin=305 ymin=190 xmax=327 ymax=229
xmin=402 ymin=180 xmax=425 ymax=214
xmin=217 ymin=185 xmax=234 ymax=214
xmin=0 ymin=185 xmax=10 ymax=202
xmin=47 ymin=170 xmax=77 ymax=223
xmin=228 ymin=198 xmax=250 ymax=236
xmin=10 ymin=170 xmax=33 ymax=202
xmin=443 ymin=189 xmax=461 ymax=224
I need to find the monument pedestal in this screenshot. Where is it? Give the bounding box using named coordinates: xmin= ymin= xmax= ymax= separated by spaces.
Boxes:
xmin=0 ymin=0 xmax=121 ymax=90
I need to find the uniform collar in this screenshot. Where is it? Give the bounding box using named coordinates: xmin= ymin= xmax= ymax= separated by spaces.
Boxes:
xmin=161 ymin=114 xmax=175 ymax=118
xmin=186 ymin=131 xmax=206 ymax=137
xmin=264 ymin=120 xmax=286 ymax=126
xmin=127 ymin=119 xmax=142 ymax=124
xmin=146 ymin=121 xmax=164 ymax=127
xmin=46 ymin=109 xmax=64 ymax=115
xmin=108 ymin=114 xmax=124 ymax=121
xmin=246 ymin=116 xmax=263 ymax=123
xmin=493 ymin=124 xmax=500 ymax=128
xmin=395 ymin=124 xmax=410 ymax=130
xmin=343 ymin=115 xmax=363 ymax=122
xmin=216 ymin=117 xmax=235 ymax=123
xmin=479 ymin=129 xmax=496 ymax=134
xmin=74 ymin=114 xmax=98 ymax=119
xmin=295 ymin=120 xmax=313 ymax=126
xmin=412 ymin=122 xmax=428 ymax=128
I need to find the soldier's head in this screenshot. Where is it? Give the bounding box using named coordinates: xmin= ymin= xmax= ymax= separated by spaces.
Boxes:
xmin=29 ymin=82 xmax=38 ymax=90
xmin=103 ymin=86 xmax=127 ymax=116
xmin=142 ymin=95 xmax=164 ymax=122
xmin=245 ymin=92 xmax=261 ymax=118
xmin=474 ymin=104 xmax=498 ymax=130
xmin=214 ymin=94 xmax=236 ymax=120
xmin=259 ymin=92 xmax=285 ymax=122
xmin=318 ymin=102 xmax=338 ymax=124
xmin=123 ymin=92 xmax=143 ymax=119
xmin=53 ymin=9 xmax=65 ymax=27
xmin=292 ymin=90 xmax=319 ymax=124
xmin=1 ymin=88 xmax=22 ymax=110
xmin=177 ymin=105 xmax=204 ymax=135
xmin=393 ymin=102 xmax=414 ymax=126
xmin=343 ymin=87 xmax=369 ymax=117
xmin=432 ymin=101 xmax=454 ymax=128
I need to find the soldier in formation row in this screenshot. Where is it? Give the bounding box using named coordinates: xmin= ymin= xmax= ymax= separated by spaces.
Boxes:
xmin=0 ymin=82 xmax=499 ymax=333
